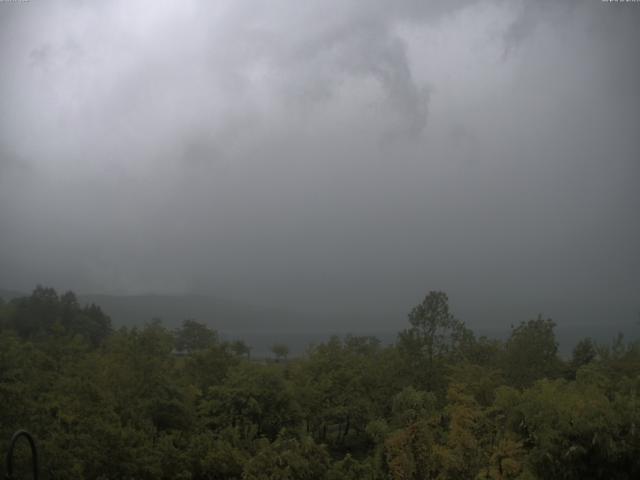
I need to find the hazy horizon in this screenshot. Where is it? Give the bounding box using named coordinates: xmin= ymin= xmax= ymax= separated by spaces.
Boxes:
xmin=1 ymin=0 xmax=639 ymax=330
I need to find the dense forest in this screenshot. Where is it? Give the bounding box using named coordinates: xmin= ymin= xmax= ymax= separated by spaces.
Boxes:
xmin=0 ymin=286 xmax=639 ymax=479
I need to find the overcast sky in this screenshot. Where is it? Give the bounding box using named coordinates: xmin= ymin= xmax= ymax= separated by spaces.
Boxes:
xmin=1 ymin=0 xmax=638 ymax=329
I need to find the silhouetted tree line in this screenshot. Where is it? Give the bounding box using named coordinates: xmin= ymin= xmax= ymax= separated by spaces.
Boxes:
xmin=0 ymin=287 xmax=638 ymax=479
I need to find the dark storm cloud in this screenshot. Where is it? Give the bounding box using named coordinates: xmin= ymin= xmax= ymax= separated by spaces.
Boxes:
xmin=0 ymin=0 xmax=638 ymax=330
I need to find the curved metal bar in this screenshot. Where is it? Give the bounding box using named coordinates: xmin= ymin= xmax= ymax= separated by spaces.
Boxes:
xmin=5 ymin=430 xmax=38 ymax=480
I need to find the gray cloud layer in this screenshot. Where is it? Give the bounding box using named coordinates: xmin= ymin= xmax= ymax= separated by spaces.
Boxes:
xmin=1 ymin=0 xmax=638 ymax=329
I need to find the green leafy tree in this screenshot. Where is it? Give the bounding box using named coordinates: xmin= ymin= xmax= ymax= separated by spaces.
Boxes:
xmin=327 ymin=454 xmax=376 ymax=480
xmin=5 ymin=287 xmax=111 ymax=346
xmin=503 ymin=316 xmax=561 ymax=388
xmin=242 ymin=435 xmax=330 ymax=480
xmin=567 ymin=337 xmax=598 ymax=379
xmin=174 ymin=319 xmax=218 ymax=353
xmin=183 ymin=342 xmax=238 ymax=391
xmin=397 ymin=291 xmax=471 ymax=392
xmin=202 ymin=363 xmax=301 ymax=440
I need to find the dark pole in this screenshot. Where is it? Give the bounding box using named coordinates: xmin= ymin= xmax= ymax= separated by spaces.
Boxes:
xmin=5 ymin=430 xmax=38 ymax=480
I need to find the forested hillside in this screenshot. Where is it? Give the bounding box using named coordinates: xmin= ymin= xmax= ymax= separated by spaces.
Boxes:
xmin=1 ymin=287 xmax=639 ymax=479
xmin=77 ymin=294 xmax=307 ymax=332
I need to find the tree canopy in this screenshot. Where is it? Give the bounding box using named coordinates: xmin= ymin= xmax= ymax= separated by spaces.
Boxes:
xmin=0 ymin=286 xmax=638 ymax=479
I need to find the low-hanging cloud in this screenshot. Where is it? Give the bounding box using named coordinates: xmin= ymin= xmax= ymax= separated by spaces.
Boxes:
xmin=0 ymin=0 xmax=638 ymax=330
